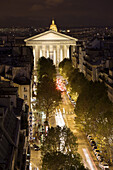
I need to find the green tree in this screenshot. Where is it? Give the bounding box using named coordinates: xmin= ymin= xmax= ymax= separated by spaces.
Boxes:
xmin=41 ymin=126 xmax=78 ymax=155
xmin=59 ymin=58 xmax=74 ymax=79
xmin=41 ymin=126 xmax=86 ymax=170
xmin=42 ymin=151 xmax=86 ymax=170
xmin=59 ymin=58 xmax=113 ymax=163
xmin=69 ymin=69 xmax=88 ymax=95
xmin=36 ymin=76 xmax=62 ymax=121
xmin=37 ymin=56 xmax=56 ymax=81
xmin=94 ymin=111 xmax=113 ymax=163
xmin=59 ymin=58 xmax=69 ymax=71
xmin=74 ymin=81 xmax=112 ymax=133
xmin=67 ymin=69 xmax=88 ymax=101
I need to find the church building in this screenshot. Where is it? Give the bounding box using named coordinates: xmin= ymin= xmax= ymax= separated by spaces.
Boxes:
xmin=25 ymin=20 xmax=78 ymax=69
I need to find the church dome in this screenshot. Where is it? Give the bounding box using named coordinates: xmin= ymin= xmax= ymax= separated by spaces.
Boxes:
xmin=50 ymin=19 xmax=58 ymax=32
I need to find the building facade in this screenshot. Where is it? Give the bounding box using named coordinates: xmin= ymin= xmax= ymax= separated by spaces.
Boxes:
xmin=73 ymin=38 xmax=113 ymax=103
xmin=0 ymin=46 xmax=33 ymax=111
xmin=25 ymin=20 xmax=78 ymax=69
xmin=0 ymin=81 xmax=29 ymax=170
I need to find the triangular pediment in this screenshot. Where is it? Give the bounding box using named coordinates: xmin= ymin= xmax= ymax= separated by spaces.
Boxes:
xmin=34 ymin=32 xmax=71 ymax=41
xmin=25 ymin=30 xmax=77 ymax=42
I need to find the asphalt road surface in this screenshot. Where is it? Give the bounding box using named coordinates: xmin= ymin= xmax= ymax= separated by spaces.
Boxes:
xmin=30 ymin=91 xmax=101 ymax=170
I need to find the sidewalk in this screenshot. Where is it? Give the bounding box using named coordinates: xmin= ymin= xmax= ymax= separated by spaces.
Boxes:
xmin=63 ymin=113 xmax=99 ymax=170
xmin=63 ymin=113 xmax=113 ymax=170
xmin=30 ymin=149 xmax=42 ymax=170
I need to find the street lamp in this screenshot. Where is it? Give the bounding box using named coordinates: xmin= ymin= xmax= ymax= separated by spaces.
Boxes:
xmin=44 ymin=120 xmax=49 ymax=135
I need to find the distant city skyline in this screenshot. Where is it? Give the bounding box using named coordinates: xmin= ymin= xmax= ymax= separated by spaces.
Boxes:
xmin=0 ymin=0 xmax=113 ymax=28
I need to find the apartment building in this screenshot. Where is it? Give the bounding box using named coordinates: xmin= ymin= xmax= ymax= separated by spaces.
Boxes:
xmin=0 ymin=81 xmax=29 ymax=170
xmin=73 ymin=37 xmax=113 ymax=103
xmin=0 ymin=46 xmax=33 ymax=111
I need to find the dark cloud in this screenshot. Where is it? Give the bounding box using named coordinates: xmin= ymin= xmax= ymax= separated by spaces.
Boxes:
xmin=0 ymin=0 xmax=113 ymax=27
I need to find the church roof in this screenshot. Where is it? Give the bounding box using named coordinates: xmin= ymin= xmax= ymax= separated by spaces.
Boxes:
xmin=24 ymin=30 xmax=78 ymax=42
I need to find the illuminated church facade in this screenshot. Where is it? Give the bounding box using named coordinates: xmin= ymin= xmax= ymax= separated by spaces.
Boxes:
xmin=25 ymin=20 xmax=78 ymax=69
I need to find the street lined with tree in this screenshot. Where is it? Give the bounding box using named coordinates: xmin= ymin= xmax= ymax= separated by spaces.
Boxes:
xmin=35 ymin=57 xmax=62 ymax=122
xmin=33 ymin=57 xmax=87 ymax=169
xmin=59 ymin=58 xmax=113 ymax=164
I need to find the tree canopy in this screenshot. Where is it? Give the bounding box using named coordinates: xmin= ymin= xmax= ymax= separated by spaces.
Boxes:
xmin=41 ymin=126 xmax=86 ymax=170
xmin=36 ymin=76 xmax=62 ymax=121
xmin=37 ymin=57 xmax=56 ymax=81
xmin=69 ymin=69 xmax=88 ymax=96
xmin=35 ymin=56 xmax=61 ymax=121
xmin=59 ymin=58 xmax=113 ymax=163
xmin=59 ymin=58 xmax=74 ymax=79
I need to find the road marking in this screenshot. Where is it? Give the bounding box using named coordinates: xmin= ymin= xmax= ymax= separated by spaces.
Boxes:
xmin=55 ymin=108 xmax=65 ymax=127
xmin=30 ymin=162 xmax=40 ymax=170
xmin=83 ymin=148 xmax=98 ymax=170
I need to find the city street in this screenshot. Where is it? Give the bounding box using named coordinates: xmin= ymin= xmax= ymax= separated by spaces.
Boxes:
xmin=30 ymin=91 xmax=101 ymax=170
xmin=30 ymin=149 xmax=41 ymax=170
xmin=0 ymin=3 xmax=113 ymax=169
xmin=56 ymin=92 xmax=99 ymax=170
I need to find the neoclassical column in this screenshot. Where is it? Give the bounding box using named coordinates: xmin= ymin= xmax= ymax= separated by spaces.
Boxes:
xmin=33 ymin=46 xmax=36 ymax=70
xmin=49 ymin=45 xmax=53 ymax=60
xmin=60 ymin=47 xmax=63 ymax=62
xmin=35 ymin=45 xmax=39 ymax=66
xmin=45 ymin=46 xmax=47 ymax=58
xmin=62 ymin=46 xmax=64 ymax=60
xmin=66 ymin=45 xmax=70 ymax=59
xmin=33 ymin=45 xmax=40 ymax=70
xmin=47 ymin=47 xmax=49 ymax=58
xmin=40 ymin=46 xmax=42 ymax=58
xmin=53 ymin=48 xmax=56 ymax=65
xmin=64 ymin=45 xmax=67 ymax=59
xmin=42 ymin=45 xmax=46 ymax=57
xmin=33 ymin=46 xmax=38 ymax=70
xmin=56 ymin=45 xmax=60 ymax=66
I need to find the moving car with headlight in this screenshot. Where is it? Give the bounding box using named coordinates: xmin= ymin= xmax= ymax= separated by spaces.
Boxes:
xmin=99 ymin=162 xmax=109 ymax=169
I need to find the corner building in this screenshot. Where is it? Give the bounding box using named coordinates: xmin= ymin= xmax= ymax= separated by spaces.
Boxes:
xmin=25 ymin=20 xmax=78 ymax=69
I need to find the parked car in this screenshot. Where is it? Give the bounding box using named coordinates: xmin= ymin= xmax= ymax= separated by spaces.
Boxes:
xmin=87 ymin=135 xmax=92 ymax=140
xmin=90 ymin=140 xmax=97 ymax=146
xmin=33 ymin=144 xmax=40 ymax=151
xmin=89 ymin=138 xmax=94 ymax=142
xmin=96 ymin=153 xmax=103 ymax=162
xmin=99 ymin=162 xmax=109 ymax=169
xmin=92 ymin=145 xmax=97 ymax=150
xmin=94 ymin=149 xmax=100 ymax=156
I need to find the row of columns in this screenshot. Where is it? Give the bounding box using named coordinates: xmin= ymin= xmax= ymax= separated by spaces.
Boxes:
xmin=33 ymin=45 xmax=70 ymax=69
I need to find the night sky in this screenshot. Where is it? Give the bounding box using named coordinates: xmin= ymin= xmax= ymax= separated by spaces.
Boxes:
xmin=0 ymin=0 xmax=113 ymax=28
